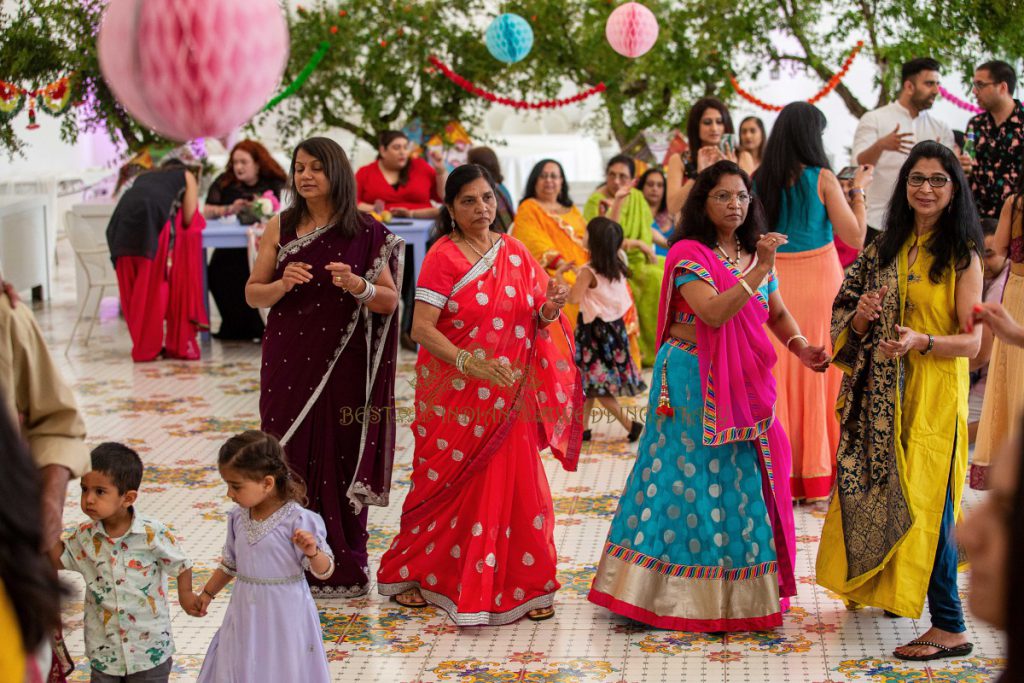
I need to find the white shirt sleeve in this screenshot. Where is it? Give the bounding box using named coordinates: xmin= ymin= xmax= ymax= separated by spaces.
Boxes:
xmin=938 ymin=122 xmax=955 ymax=151
xmin=851 ymin=110 xmax=881 ymax=163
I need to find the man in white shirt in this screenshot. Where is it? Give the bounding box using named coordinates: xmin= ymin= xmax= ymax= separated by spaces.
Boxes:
xmin=852 ymin=58 xmax=956 ymax=239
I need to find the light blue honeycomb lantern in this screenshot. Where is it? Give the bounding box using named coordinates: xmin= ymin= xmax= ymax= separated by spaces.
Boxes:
xmin=485 ymin=13 xmax=534 ymax=64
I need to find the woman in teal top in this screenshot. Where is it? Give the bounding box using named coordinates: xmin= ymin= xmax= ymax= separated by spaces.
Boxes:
xmin=752 ymin=102 xmax=873 ymax=502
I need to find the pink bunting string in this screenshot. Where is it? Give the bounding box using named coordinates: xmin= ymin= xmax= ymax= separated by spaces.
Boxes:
xmin=939 ymin=86 xmax=983 ymax=114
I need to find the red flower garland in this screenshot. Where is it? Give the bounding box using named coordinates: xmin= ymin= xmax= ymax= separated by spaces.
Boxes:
xmin=427 ymin=55 xmax=605 ymax=110
xmin=730 ymin=42 xmax=864 ymax=112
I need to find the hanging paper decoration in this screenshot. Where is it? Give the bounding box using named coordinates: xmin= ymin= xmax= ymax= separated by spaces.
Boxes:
xmin=97 ymin=0 xmax=290 ymax=142
xmin=485 ymin=13 xmax=534 ymax=64
xmin=0 ymin=81 xmax=26 ymax=123
xmin=428 ymin=56 xmax=605 ymax=110
xmin=37 ymin=77 xmax=73 ymax=116
xmin=939 ymin=85 xmax=983 ymax=114
xmin=605 ymin=2 xmax=659 ymax=58
xmin=263 ymin=40 xmax=331 ymax=112
xmin=730 ymin=41 xmax=863 ymax=112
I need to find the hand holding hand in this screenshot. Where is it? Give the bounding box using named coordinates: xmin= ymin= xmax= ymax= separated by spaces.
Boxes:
xmin=196 ymin=591 xmax=213 ymax=617
xmin=879 ymin=324 xmax=923 ymax=359
xmin=755 ymin=232 xmax=788 ymax=270
xmin=179 ymin=591 xmax=203 ymax=617
xmin=292 ymin=529 xmax=318 ymax=557
xmin=326 ymin=262 xmax=364 ymax=292
xmin=281 ymin=262 xmax=313 ymax=292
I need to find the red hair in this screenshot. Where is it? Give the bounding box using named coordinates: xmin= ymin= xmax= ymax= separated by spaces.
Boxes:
xmin=217 ymin=139 xmax=287 ymax=189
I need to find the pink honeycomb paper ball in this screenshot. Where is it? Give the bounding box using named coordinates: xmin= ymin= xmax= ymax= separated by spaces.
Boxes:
xmin=98 ymin=0 xmax=289 ymax=142
xmin=605 ymin=2 xmax=659 ymax=59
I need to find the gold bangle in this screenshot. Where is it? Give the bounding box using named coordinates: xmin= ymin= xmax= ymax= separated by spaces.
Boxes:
xmin=737 ymin=278 xmax=755 ymax=297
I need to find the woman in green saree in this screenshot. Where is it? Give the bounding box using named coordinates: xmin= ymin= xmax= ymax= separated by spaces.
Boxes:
xmin=584 ymin=155 xmax=664 ymax=366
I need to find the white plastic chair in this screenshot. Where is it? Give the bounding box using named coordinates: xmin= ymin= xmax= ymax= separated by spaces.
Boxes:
xmin=64 ymin=211 xmax=119 ymax=355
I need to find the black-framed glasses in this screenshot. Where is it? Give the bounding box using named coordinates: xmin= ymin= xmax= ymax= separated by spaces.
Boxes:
xmin=907 ymin=173 xmax=951 ymax=188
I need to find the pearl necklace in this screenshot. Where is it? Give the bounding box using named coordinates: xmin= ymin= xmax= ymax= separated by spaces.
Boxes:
xmin=715 ymin=235 xmax=743 ymax=265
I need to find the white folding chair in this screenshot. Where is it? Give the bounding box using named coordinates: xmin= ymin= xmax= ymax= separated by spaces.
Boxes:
xmin=64 ymin=211 xmax=119 ymax=355
xmin=246 ymin=226 xmax=269 ymax=323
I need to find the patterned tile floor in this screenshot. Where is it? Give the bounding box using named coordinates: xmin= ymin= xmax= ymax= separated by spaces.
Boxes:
xmin=35 ymin=241 xmax=1005 ymax=682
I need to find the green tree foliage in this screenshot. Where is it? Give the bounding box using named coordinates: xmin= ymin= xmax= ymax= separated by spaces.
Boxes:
xmin=0 ymin=0 xmax=170 ymax=158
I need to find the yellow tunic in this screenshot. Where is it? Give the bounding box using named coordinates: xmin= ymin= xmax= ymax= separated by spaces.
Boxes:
xmin=0 ymin=581 xmax=26 ymax=683
xmin=817 ymin=239 xmax=969 ymax=617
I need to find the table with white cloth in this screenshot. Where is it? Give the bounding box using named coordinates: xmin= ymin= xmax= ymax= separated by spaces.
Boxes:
xmin=488 ymin=134 xmax=605 ymax=206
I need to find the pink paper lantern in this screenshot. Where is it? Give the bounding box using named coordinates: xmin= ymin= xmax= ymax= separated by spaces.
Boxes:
xmin=98 ymin=0 xmax=289 ymax=142
xmin=605 ymin=2 xmax=659 ymax=59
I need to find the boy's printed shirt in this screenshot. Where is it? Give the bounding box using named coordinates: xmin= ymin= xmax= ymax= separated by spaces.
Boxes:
xmin=60 ymin=509 xmax=192 ymax=675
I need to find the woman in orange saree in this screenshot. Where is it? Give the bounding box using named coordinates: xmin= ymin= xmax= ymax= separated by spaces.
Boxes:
xmin=377 ymin=164 xmax=583 ymax=625
xmin=512 ymin=158 xmax=642 ymax=368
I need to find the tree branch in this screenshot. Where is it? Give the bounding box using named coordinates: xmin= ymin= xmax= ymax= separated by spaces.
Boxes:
xmin=321 ymin=106 xmax=376 ymax=147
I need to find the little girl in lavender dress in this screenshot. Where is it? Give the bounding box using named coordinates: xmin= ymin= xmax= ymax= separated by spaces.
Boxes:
xmin=195 ymin=431 xmax=335 ymax=683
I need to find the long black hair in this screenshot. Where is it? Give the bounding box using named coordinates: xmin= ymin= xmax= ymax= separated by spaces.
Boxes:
xmin=638 ymin=168 xmax=668 ymax=215
xmin=669 ymin=161 xmax=766 ymax=253
xmin=876 ymin=141 xmax=983 ymax=283
xmin=377 ymin=130 xmax=411 ymax=187
xmin=585 ymin=217 xmax=631 ymax=281
xmin=520 ymin=159 xmax=573 ymax=207
xmin=739 ymin=116 xmax=767 ymax=160
xmin=218 ymin=430 xmax=307 ymax=505
xmin=436 ymin=164 xmax=499 ymax=237
xmin=753 ymin=102 xmax=831 ymax=229
xmin=685 ymin=98 xmax=734 ymax=167
xmin=282 ymin=137 xmax=360 ymax=239
xmin=0 ymin=400 xmax=65 ymax=653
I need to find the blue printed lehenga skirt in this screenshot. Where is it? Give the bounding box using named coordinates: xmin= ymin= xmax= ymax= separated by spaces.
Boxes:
xmin=588 ymin=338 xmax=785 ymax=631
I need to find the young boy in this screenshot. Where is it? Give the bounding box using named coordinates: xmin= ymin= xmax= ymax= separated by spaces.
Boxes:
xmin=50 ymin=443 xmax=199 ymax=682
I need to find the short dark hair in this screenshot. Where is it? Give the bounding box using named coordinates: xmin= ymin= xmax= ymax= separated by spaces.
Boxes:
xmin=901 ymin=57 xmax=941 ymax=83
xmin=466 ymin=147 xmax=504 ymax=185
xmin=605 ymin=154 xmax=636 ymax=178
xmin=977 ymin=60 xmax=1017 ymax=95
xmin=669 ymin=161 xmax=766 ymax=253
xmin=91 ymin=442 xmax=144 ymax=494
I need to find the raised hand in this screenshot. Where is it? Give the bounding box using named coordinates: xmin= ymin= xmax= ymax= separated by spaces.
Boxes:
xmin=853 ymin=285 xmax=888 ymax=329
xmin=755 ymin=232 xmax=788 ymax=270
xmin=880 ymin=124 xmax=914 ymax=154
xmin=292 ymin=529 xmax=318 ymax=557
xmin=545 ymin=277 xmax=569 ymax=307
xmin=281 ymin=262 xmax=313 ymax=292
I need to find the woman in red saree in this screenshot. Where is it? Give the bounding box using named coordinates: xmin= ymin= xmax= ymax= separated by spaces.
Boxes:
xmin=247 ymin=137 xmax=402 ymax=596
xmin=106 ymin=152 xmax=208 ymax=362
xmin=377 ymin=164 xmax=583 ymax=625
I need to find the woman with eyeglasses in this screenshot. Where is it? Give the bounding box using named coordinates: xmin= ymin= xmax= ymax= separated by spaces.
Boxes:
xmin=973 ymin=157 xmax=1024 ymax=490
xmin=816 ymin=141 xmax=984 ymax=662
xmin=588 ymin=160 xmax=829 ymax=631
xmin=753 ymin=102 xmax=874 ymax=504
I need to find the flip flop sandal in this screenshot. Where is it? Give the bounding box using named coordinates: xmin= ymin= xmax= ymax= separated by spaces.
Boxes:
xmin=391 ymin=592 xmax=428 ymax=609
xmin=527 ymin=607 xmax=555 ymax=622
xmin=893 ymin=640 xmax=974 ymax=661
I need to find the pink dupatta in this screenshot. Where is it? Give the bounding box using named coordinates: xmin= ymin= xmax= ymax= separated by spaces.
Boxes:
xmin=657 ymin=239 xmax=796 ymax=597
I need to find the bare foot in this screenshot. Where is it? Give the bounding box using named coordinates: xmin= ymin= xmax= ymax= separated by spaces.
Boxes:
xmin=893 ymin=626 xmax=969 ymax=659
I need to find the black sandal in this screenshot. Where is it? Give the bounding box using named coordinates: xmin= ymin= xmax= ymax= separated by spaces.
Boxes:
xmin=893 ymin=640 xmax=973 ymax=661
xmin=627 ymin=420 xmax=643 ymax=442
xmin=582 ymin=429 xmax=592 ymax=442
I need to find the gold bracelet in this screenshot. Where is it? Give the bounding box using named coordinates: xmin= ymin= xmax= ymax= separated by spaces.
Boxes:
xmin=737 ymin=278 xmax=755 ymax=297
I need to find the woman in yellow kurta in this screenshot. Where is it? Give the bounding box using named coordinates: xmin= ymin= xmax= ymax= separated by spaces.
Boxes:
xmin=513 ymin=159 xmax=642 ymax=367
xmin=818 ymin=142 xmax=983 ymax=662
xmin=583 ymin=154 xmax=664 ymax=366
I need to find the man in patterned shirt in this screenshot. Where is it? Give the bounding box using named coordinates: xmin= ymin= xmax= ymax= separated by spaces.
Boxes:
xmin=962 ymin=60 xmax=1024 ymax=218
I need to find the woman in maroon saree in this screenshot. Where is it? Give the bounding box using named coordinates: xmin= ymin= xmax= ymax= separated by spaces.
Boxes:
xmin=377 ymin=164 xmax=583 ymax=624
xmin=247 ymin=137 xmax=403 ymax=596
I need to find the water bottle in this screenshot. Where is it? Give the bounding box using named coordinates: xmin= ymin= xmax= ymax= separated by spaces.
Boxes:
xmin=963 ymin=132 xmax=977 ymax=160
